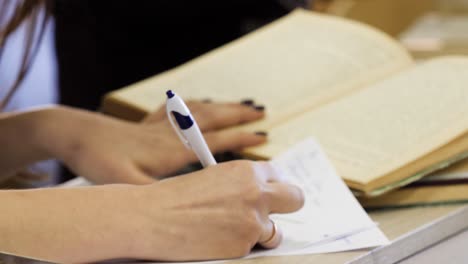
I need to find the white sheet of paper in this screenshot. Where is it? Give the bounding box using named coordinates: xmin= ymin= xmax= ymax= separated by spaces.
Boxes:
xmin=245 ymin=138 xmax=388 ymax=258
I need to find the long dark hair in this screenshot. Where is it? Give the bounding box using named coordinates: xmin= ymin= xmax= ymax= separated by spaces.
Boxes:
xmin=0 ymin=0 xmax=52 ymax=110
xmin=0 ymin=0 xmax=52 ymax=188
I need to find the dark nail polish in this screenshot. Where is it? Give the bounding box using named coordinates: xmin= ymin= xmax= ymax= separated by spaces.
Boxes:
xmin=253 ymin=105 xmax=265 ymax=112
xmin=241 ymin=99 xmax=255 ymax=105
xmin=201 ymin=98 xmax=212 ymax=103
xmin=255 ymin=131 xmax=268 ymax=136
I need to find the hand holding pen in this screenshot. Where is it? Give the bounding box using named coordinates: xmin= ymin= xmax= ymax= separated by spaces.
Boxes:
xmin=164 ymin=90 xmax=268 ymax=168
xmin=164 ymin=90 xmax=304 ymax=252
xmin=166 ymin=90 xmax=217 ymax=167
xmin=0 ymin=92 xmax=302 ymax=263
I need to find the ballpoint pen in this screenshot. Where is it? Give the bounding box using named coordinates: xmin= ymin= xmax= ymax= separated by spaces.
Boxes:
xmin=166 ymin=90 xmax=217 ymax=167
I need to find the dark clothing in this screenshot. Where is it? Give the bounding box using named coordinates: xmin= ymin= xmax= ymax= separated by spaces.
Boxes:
xmin=53 ymin=1 xmax=291 ymax=111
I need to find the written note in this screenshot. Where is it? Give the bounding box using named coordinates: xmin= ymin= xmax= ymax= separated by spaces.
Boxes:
xmin=247 ymin=138 xmax=388 ymax=258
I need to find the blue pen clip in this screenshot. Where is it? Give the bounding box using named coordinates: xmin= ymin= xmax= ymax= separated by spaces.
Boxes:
xmin=166 ymin=90 xmax=192 ymax=149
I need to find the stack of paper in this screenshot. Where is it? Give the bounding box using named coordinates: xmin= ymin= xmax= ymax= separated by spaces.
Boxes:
xmin=359 ymin=160 xmax=468 ymax=209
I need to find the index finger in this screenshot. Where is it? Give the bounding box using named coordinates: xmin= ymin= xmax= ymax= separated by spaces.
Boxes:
xmin=265 ymin=182 xmax=305 ymax=214
xmin=191 ymin=102 xmax=265 ymax=132
xmin=253 ymin=162 xmax=305 ymax=213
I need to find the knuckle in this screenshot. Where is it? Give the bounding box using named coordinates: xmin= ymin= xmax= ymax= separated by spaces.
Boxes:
xmin=224 ymin=215 xmax=260 ymax=258
xmin=235 ymin=234 xmax=258 ymax=257
xmin=229 ymin=242 xmax=253 ymax=258
xmin=223 ymin=160 xmax=255 ymax=174
xmin=234 ymin=161 xmax=265 ymax=198
xmin=243 ymin=183 xmax=264 ymax=204
xmin=237 ymin=243 xmax=254 ymax=257
xmin=223 ymin=160 xmax=267 ymax=204
xmin=244 ymin=211 xmax=262 ymax=233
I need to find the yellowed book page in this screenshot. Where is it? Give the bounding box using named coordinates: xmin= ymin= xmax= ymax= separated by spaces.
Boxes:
xmin=435 ymin=158 xmax=468 ymax=175
xmin=107 ymin=9 xmax=412 ymax=128
xmin=359 ymin=184 xmax=468 ymax=209
xmin=250 ymin=56 xmax=468 ymax=189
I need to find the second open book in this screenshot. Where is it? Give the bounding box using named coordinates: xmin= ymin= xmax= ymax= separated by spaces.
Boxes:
xmin=102 ymin=9 xmax=468 ymax=196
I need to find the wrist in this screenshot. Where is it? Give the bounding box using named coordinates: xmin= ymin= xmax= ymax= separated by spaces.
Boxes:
xmin=125 ymin=183 xmax=196 ymax=260
xmin=30 ymin=106 xmax=71 ymax=160
xmin=0 ymin=106 xmax=63 ymax=175
xmin=33 ymin=105 xmax=98 ymax=164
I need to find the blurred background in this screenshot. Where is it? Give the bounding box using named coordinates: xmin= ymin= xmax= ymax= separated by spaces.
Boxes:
xmin=317 ymin=0 xmax=468 ymax=59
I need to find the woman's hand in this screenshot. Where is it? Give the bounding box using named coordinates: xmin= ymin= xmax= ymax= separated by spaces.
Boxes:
xmin=0 ymin=160 xmax=304 ymax=263
xmin=134 ymin=160 xmax=304 ymax=261
xmin=39 ymin=102 xmax=266 ymax=184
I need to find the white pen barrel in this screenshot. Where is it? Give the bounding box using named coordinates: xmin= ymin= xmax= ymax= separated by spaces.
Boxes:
xmin=184 ymin=124 xmax=217 ymax=167
xmin=166 ymin=90 xmax=217 ymax=167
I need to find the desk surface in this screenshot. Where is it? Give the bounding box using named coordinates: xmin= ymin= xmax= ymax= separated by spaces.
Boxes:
xmin=398 ymin=228 xmax=468 ymax=264
xmin=228 ymin=204 xmax=468 ymax=264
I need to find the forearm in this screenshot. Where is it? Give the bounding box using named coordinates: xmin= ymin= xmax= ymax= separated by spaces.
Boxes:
xmin=0 ymin=106 xmax=103 ymax=177
xmin=0 ymin=184 xmax=146 ymax=263
xmin=0 ymin=108 xmax=54 ymax=176
xmin=1 ymin=105 xmax=160 ymax=184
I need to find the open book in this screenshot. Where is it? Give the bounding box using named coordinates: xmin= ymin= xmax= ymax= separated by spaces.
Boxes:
xmin=359 ymin=159 xmax=468 ymax=208
xmin=101 ymin=9 xmax=468 ymax=197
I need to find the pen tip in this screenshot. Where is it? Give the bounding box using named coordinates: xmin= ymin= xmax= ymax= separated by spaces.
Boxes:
xmin=166 ymin=90 xmax=175 ymax=99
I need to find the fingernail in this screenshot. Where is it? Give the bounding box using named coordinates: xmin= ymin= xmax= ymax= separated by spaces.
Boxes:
xmin=253 ymin=105 xmax=265 ymax=112
xmin=241 ymin=99 xmax=255 ymax=105
xmin=201 ymin=98 xmax=212 ymax=103
xmin=255 ymin=131 xmax=268 ymax=136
